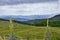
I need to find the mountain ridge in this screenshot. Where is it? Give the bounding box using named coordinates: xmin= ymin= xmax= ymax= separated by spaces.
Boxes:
xmin=0 ymin=15 xmax=54 ymax=21
xmin=0 ymin=14 xmax=60 ymax=22
xmin=0 ymin=14 xmax=60 ymax=26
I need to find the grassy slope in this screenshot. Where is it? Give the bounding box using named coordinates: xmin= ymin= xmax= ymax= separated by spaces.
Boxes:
xmin=49 ymin=27 xmax=60 ymax=40
xmin=0 ymin=21 xmax=46 ymax=40
xmin=0 ymin=20 xmax=60 ymax=40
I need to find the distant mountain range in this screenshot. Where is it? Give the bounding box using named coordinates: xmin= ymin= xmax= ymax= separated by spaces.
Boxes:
xmin=25 ymin=14 xmax=60 ymax=24
xmin=50 ymin=14 xmax=60 ymax=20
xmin=0 ymin=14 xmax=60 ymax=26
xmin=0 ymin=15 xmax=54 ymax=22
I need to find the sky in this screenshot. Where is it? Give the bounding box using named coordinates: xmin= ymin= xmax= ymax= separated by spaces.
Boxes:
xmin=0 ymin=0 xmax=59 ymax=16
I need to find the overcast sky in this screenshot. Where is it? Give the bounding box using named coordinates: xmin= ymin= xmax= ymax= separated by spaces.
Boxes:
xmin=0 ymin=0 xmax=59 ymax=16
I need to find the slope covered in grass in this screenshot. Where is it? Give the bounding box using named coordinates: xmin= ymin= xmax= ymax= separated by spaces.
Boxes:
xmin=49 ymin=27 xmax=60 ymax=40
xmin=0 ymin=20 xmax=60 ymax=40
xmin=0 ymin=20 xmax=46 ymax=40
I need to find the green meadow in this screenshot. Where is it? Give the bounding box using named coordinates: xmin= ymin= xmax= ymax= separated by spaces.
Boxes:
xmin=0 ymin=20 xmax=60 ymax=40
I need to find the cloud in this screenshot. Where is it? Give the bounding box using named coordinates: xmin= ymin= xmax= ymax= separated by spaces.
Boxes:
xmin=0 ymin=2 xmax=58 ymax=16
xmin=58 ymin=0 xmax=60 ymax=14
xmin=0 ymin=0 xmax=58 ymax=5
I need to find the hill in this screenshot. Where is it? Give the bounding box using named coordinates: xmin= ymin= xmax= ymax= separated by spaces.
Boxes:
xmin=0 ymin=14 xmax=60 ymax=27
xmin=0 ymin=16 xmax=60 ymax=40
xmin=0 ymin=15 xmax=52 ymax=22
xmin=50 ymin=14 xmax=60 ymax=20
xmin=25 ymin=14 xmax=60 ymax=27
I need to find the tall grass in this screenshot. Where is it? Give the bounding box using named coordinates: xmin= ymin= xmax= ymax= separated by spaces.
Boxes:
xmin=0 ymin=18 xmax=60 ymax=40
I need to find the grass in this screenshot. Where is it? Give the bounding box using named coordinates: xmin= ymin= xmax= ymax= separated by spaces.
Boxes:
xmin=0 ymin=21 xmax=46 ymax=40
xmin=14 ymin=27 xmax=46 ymax=40
xmin=0 ymin=21 xmax=60 ymax=40
xmin=49 ymin=27 xmax=60 ymax=40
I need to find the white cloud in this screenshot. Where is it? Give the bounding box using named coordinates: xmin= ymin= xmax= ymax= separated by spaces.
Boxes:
xmin=58 ymin=0 xmax=60 ymax=14
xmin=0 ymin=2 xmax=58 ymax=16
